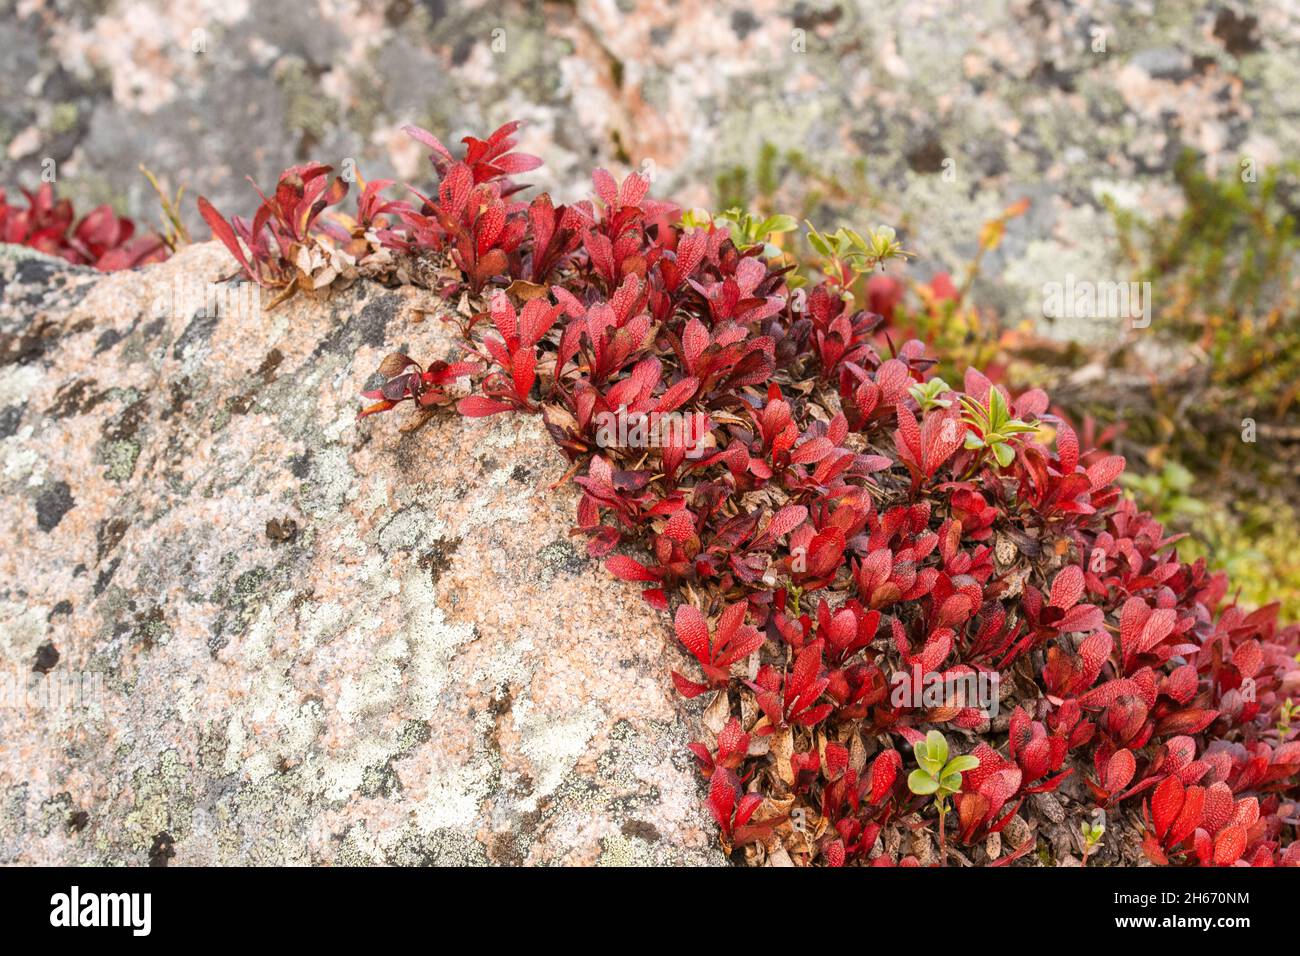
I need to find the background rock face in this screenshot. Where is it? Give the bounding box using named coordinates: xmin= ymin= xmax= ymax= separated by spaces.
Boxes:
xmin=1 ymin=0 xmax=1295 ymax=326
xmin=0 ymin=242 xmax=723 ymax=865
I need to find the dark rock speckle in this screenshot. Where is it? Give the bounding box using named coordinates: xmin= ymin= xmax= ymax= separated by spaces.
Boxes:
xmin=35 ymin=481 xmax=75 ymax=532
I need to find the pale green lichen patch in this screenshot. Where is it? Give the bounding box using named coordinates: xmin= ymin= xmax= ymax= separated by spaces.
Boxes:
xmin=115 ymin=751 xmax=193 ymax=857
xmin=513 ymin=703 xmax=604 ymax=812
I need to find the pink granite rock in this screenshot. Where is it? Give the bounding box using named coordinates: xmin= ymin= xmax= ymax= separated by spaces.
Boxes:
xmin=0 ymin=242 xmax=723 ymax=866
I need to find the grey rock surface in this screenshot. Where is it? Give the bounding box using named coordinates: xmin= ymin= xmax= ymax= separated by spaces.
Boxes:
xmin=1 ymin=0 xmax=1295 ymax=333
xmin=0 ymin=242 xmax=723 ymax=865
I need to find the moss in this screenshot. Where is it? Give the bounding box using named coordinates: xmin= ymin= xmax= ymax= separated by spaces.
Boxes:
xmin=1182 ymin=504 xmax=1300 ymax=620
xmin=50 ymin=103 xmax=79 ymax=136
xmin=1126 ymin=464 xmax=1300 ymax=618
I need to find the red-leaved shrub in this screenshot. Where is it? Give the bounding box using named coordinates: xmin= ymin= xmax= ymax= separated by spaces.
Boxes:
xmin=1 ymin=184 xmax=168 ymax=270
xmin=201 ymin=121 xmax=1299 ymax=866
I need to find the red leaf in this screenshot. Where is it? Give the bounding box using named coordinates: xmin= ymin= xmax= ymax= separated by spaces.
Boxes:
xmin=1168 ymin=785 xmax=1205 ymax=848
xmin=197 ymin=197 xmax=256 ymax=280
xmin=1201 ymin=782 xmax=1235 ymax=834
xmin=1086 ymin=454 xmax=1126 ymax=490
xmin=1155 ymin=708 xmax=1219 ymax=737
xmin=662 ymin=511 xmax=695 ymax=542
xmin=655 ymin=376 xmax=699 ymax=413
xmin=674 ymin=605 xmax=711 ymax=665
xmin=757 ymin=505 xmax=807 ymax=547
xmin=519 ymin=298 xmax=561 ymax=345
xmin=456 ymin=395 xmax=514 ymax=417
xmin=605 ymin=555 xmax=659 ymax=583
xmin=867 ymin=750 xmax=901 ymax=804
xmin=1151 ymin=775 xmax=1183 ymax=841
xmin=1048 ymin=565 xmax=1084 ymax=610
xmin=671 ymin=670 xmax=710 ymax=699
xmin=734 ymin=792 xmax=764 ymax=828
xmin=1142 ymin=834 xmax=1169 ymax=866
xmin=920 ymin=411 xmax=964 ymax=477
xmin=1103 ymin=749 xmax=1136 ymax=793
xmin=511 ymin=347 xmax=536 ymax=402
xmin=1056 ymin=420 xmax=1079 ymax=474
xmin=791 ymin=437 xmax=833 ymax=465
xmin=1212 ymin=824 xmax=1246 ymax=865
xmin=1056 ymin=604 xmax=1104 ymax=634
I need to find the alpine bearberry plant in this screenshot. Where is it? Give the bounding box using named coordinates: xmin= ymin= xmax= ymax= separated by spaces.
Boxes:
xmin=198 ymin=120 xmax=1300 ymax=866
xmin=1 ymin=182 xmax=169 ymax=270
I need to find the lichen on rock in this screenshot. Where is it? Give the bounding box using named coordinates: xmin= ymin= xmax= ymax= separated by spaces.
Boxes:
xmin=0 ymin=242 xmax=722 ymax=866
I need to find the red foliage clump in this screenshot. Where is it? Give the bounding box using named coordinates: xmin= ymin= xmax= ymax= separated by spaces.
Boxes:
xmin=1 ymin=183 xmax=168 ymax=270
xmin=206 ymin=121 xmax=1299 ymax=865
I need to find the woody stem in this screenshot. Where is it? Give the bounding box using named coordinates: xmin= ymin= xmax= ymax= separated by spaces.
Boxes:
xmin=938 ymin=800 xmax=948 ymax=866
